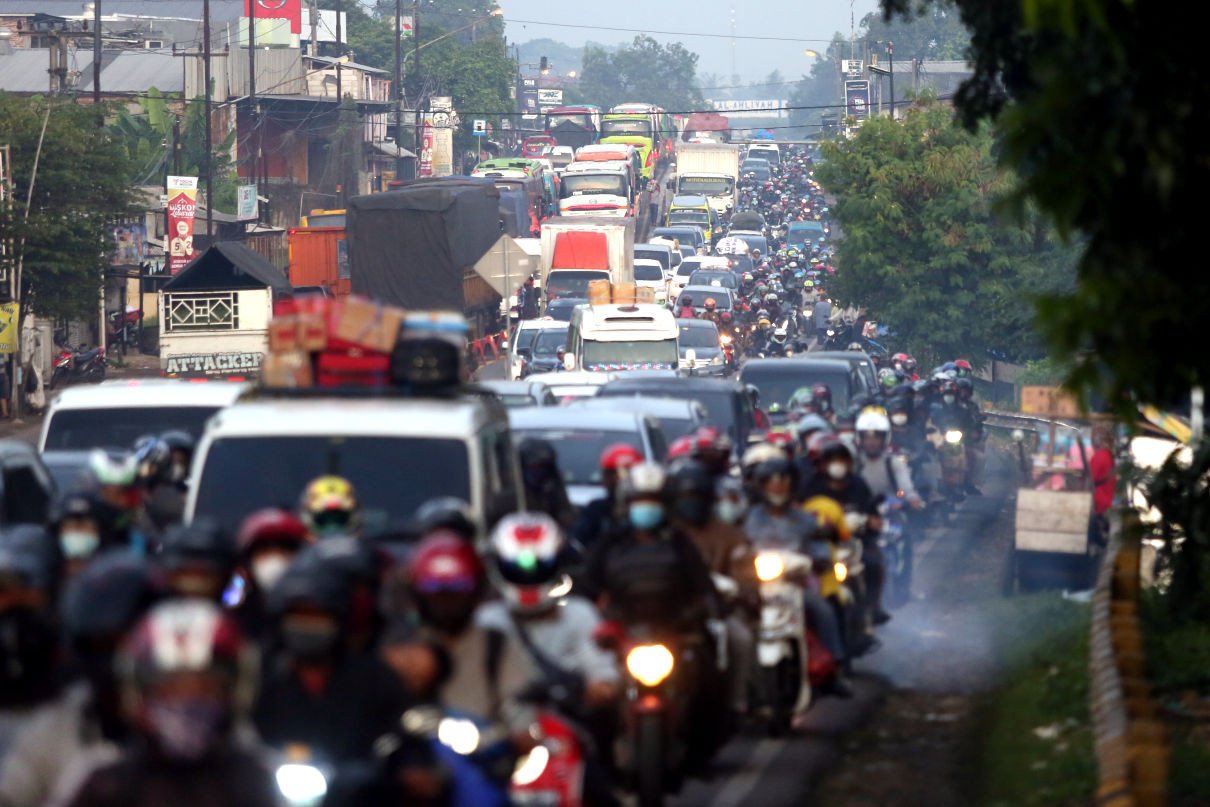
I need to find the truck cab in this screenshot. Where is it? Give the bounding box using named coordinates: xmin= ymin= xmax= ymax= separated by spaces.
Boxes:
xmin=565 ymin=302 xmax=680 ymax=373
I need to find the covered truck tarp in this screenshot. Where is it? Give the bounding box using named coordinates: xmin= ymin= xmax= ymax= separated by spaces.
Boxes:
xmin=550 ymin=230 xmax=609 ymax=270
xmin=498 ymin=190 xmax=530 ymax=238
xmin=347 ymin=177 xmax=502 ymax=310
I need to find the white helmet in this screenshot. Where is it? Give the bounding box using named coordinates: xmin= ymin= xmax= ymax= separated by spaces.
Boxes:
xmin=487 ymin=512 xmax=568 ymax=615
xmin=622 ymin=462 xmax=667 ymax=499
xmin=854 ymin=407 xmax=891 ymax=434
xmin=741 ymin=442 xmax=785 ymax=471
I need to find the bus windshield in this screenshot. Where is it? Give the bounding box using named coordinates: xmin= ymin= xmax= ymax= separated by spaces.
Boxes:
xmin=547 ymin=113 xmax=594 ymax=130
xmin=561 ymin=174 xmax=628 ymax=198
xmin=678 ymin=176 xmax=734 ymax=196
xmin=583 ymin=338 xmax=679 ymax=371
xmin=601 ymin=119 xmax=653 ymax=138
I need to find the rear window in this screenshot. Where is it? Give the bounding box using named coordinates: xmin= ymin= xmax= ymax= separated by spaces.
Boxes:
xmin=194 ymin=435 xmax=470 ymax=533
xmin=634 ymin=249 xmax=669 ymax=272
xmin=600 ymin=387 xmax=737 ymax=441
xmin=679 ymin=324 xmax=720 ymax=348
xmin=739 ymin=366 xmax=850 ymax=412
xmin=44 ymin=406 xmax=222 ymax=452
xmin=513 ymin=428 xmax=642 ymax=485
xmin=635 ymin=264 xmax=663 ymax=281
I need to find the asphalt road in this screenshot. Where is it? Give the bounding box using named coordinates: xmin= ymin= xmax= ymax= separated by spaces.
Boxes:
xmin=667 ymin=451 xmax=1017 ymax=806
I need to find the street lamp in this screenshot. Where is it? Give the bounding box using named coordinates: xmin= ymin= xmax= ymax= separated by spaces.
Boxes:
xmin=803 ymin=49 xmax=820 ymax=59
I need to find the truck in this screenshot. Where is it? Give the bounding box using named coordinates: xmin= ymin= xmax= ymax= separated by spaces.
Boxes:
xmin=557 ymin=160 xmax=634 ymax=217
xmin=287 ymin=226 xmax=350 ymax=296
xmin=672 ymin=142 xmax=741 ymax=217
xmin=565 ymin=300 xmax=680 ymax=373
xmin=539 ymin=217 xmax=635 ymax=302
xmin=346 ymin=177 xmax=505 ymax=337
xmin=681 ymin=111 xmax=732 ymax=143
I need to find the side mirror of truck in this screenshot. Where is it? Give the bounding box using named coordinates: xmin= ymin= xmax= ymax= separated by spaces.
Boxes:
xmin=563 ymin=354 xmax=576 ymax=371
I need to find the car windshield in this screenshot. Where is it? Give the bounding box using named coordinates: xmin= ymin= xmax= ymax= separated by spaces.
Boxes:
xmin=684 ymin=289 xmax=731 ymax=310
xmin=513 ymin=428 xmax=642 ymax=485
xmin=679 ymin=176 xmax=734 ymax=195
xmin=669 ymin=210 xmax=709 ymax=225
xmin=547 ymin=271 xmax=608 ymax=299
xmin=679 ymin=324 xmax=720 ymax=348
xmin=601 ymin=120 xmax=652 ymax=138
xmin=561 ymin=173 xmax=628 ymax=197
xmin=635 ymin=264 xmax=664 ymax=281
xmin=583 ymin=339 xmax=679 ymax=371
xmin=194 ymin=435 xmax=470 ymax=533
xmin=515 ymin=327 xmax=544 ymax=353
xmin=44 ymin=406 xmax=223 ymax=451
xmin=654 ymin=228 xmax=700 ymax=246
xmin=634 ymin=249 xmax=669 ymax=271
xmin=498 ymin=395 xmax=538 ymax=408
xmin=688 ymin=271 xmax=737 ymax=288
xmin=740 ymin=367 xmax=850 ymax=412
xmin=533 ymin=329 xmax=566 ymax=356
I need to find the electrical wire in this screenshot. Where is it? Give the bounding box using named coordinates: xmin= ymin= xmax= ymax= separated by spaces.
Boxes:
xmin=505 ymin=17 xmax=838 ymax=44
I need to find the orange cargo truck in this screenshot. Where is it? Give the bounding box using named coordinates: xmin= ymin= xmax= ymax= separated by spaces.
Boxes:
xmin=287 ymin=226 xmax=351 ymax=297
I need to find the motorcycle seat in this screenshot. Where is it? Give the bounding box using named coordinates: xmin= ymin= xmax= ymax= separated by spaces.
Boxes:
xmin=74 ymin=349 xmax=99 ymax=363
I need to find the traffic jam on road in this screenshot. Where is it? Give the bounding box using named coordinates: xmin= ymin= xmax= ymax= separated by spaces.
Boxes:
xmin=4 ymin=106 xmax=999 ymax=807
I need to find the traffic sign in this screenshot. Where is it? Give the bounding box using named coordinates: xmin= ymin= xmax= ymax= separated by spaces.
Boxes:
xmin=473 ymin=119 xmax=487 ymax=136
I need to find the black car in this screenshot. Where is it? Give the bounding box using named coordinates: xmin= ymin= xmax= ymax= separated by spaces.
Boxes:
xmin=542 ymin=297 xmax=586 ymax=322
xmin=0 ymin=440 xmax=56 ymax=524
xmin=739 ymin=358 xmax=866 ymax=421
xmin=676 ymin=319 xmax=727 ymax=377
xmin=598 ymin=376 xmax=757 ymax=446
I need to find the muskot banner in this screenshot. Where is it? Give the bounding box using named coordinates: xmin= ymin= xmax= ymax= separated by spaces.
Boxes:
xmin=166 ymin=176 xmax=198 ymax=275
xmin=419 ymin=121 xmax=435 ymax=177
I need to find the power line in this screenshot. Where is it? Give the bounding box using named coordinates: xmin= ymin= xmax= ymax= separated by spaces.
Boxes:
xmin=505 ymin=17 xmax=839 ymax=44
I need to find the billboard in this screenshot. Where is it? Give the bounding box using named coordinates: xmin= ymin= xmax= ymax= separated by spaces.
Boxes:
xmin=244 ymin=0 xmax=302 ymax=35
xmin=707 ymin=99 xmax=789 ymax=120
xmin=845 ymin=80 xmax=870 ymax=119
xmin=166 ymin=176 xmax=198 ymax=275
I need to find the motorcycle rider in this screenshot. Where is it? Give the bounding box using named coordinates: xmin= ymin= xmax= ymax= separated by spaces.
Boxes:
xmin=799 ymin=436 xmax=888 ymax=628
xmin=132 ymin=437 xmax=181 ymax=532
xmin=59 ymin=600 xmax=279 ymax=807
xmin=742 ymin=456 xmax=852 ymax=696
xmin=955 ymin=377 xmax=986 ymax=494
xmin=676 ymin=294 xmax=696 ymax=319
xmin=50 ymin=491 xmax=108 ymax=579
xmin=518 ymin=438 xmax=577 ymax=531
xmin=299 ymin=475 xmax=361 ymax=539
xmin=855 ymin=408 xmax=923 ymax=511
xmin=571 ymin=444 xmax=642 ymax=556
xmin=85 ymin=450 xmax=154 ymax=555
xmin=232 ymin=508 xmax=313 ymax=640
xmin=156 ymin=520 xmax=237 ymax=603
xmin=929 ymin=379 xmax=979 ymax=496
xmin=0 ymin=551 xmax=160 ymax=807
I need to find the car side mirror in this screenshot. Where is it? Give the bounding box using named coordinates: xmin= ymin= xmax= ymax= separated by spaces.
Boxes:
xmin=563 ymin=353 xmax=576 ymax=371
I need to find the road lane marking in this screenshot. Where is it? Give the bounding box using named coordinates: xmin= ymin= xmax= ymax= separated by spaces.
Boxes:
xmin=707 ymin=738 xmax=784 ymax=807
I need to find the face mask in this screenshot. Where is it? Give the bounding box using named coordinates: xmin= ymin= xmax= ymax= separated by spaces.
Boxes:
xmin=60 ymin=530 xmax=100 ymax=560
xmin=943 ymin=395 xmax=956 ymax=406
xmin=251 ymin=555 xmax=291 ymax=592
xmin=826 ymin=461 xmax=849 ymax=480
xmin=891 ymin=413 xmax=908 ymax=427
xmin=169 ymin=462 xmax=189 ymax=484
xmin=715 ymin=499 xmax=744 ymax=525
xmin=281 ymin=619 xmax=340 ymax=660
xmin=145 ymin=695 xmax=229 ymax=761
xmin=674 ymin=497 xmax=712 ymax=527
xmin=628 ymin=502 xmax=665 ymax=530
xmin=764 ymin=490 xmax=790 ymax=507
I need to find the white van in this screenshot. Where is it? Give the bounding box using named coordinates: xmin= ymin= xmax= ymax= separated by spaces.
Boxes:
xmin=633 ymin=259 xmax=669 ymax=305
xmin=40 ymin=380 xmax=248 ymax=454
xmin=185 ymin=392 xmax=523 ymax=534
xmin=745 ymin=142 xmax=780 ymax=168
xmin=565 ymin=303 xmax=679 ymax=373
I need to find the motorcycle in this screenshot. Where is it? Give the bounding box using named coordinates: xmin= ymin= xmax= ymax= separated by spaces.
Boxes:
xmin=818 ymin=531 xmax=872 ymax=664
xmin=50 ymin=344 xmax=106 ymax=389
xmin=878 ymin=493 xmax=914 ymax=609
xmin=930 ymin=427 xmax=969 ymax=509
xmin=510 ymin=708 xmax=588 ymax=807
xmin=752 ymin=549 xmax=813 ymax=735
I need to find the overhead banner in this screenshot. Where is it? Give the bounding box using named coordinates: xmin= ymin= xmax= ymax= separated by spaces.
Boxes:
xmin=845 ymin=80 xmax=870 ymax=119
xmin=166 ymin=176 xmax=198 ymax=275
xmin=237 ymin=184 xmax=258 ymax=221
xmin=418 ymin=121 xmax=435 ymax=177
xmin=0 ymin=303 xmax=18 ymax=354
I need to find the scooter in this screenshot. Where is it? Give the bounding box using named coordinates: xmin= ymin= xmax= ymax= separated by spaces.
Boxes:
xmin=878 ymin=493 xmax=914 ymax=609
xmin=931 ymin=427 xmax=969 ymax=510
xmin=752 ymin=549 xmax=813 ymax=735
xmin=50 ymin=344 xmax=106 ymax=389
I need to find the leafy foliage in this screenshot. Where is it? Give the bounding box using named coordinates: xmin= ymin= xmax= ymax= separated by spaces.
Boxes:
xmin=578 ymin=36 xmax=705 ymax=113
xmin=881 ymin=0 xmax=1209 ymax=413
xmin=0 ymin=95 xmax=139 ymax=321
xmin=816 ymin=98 xmax=1076 ymax=369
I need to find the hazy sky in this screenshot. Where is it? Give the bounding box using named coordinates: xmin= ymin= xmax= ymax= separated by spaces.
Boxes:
xmin=503 ymin=0 xmax=881 ymax=87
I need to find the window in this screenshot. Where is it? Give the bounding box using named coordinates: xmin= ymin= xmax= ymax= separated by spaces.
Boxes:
xmin=28 ymin=35 xmax=53 ymax=49
xmin=165 ymin=292 xmax=239 ymax=332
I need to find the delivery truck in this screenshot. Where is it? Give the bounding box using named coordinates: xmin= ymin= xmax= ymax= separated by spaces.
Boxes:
xmin=287 ymin=226 xmax=350 ymax=296
xmin=539 ymin=217 xmax=635 ymax=302
xmin=672 ymin=142 xmax=741 ymax=217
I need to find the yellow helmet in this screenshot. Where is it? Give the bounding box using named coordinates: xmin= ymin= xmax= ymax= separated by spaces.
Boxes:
xmin=300 ymin=475 xmax=359 ymax=537
xmin=802 ymin=495 xmax=851 ymax=542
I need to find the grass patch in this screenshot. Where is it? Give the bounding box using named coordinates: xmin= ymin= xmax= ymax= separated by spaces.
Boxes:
xmin=974 ymin=593 xmax=1096 ymax=807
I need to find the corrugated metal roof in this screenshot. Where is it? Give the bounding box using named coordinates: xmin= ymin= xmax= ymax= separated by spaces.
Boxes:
xmin=0 ymin=1 xmax=243 ymax=21
xmin=77 ymin=50 xmax=182 ymax=92
xmin=0 ymin=48 xmax=61 ymax=93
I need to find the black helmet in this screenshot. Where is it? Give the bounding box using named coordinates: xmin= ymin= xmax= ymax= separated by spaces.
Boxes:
xmin=51 ymin=489 xmax=103 ymax=527
xmin=267 ymin=542 xmax=353 ymax=619
xmin=667 ymin=459 xmax=715 ymax=499
xmin=63 ymin=550 xmax=161 ymax=641
xmin=518 ymin=437 xmax=558 ymax=468
xmin=413 ymin=497 xmax=478 ymax=542
xmin=158 ymin=519 xmax=237 ymax=575
xmin=0 ymin=524 xmax=62 ymax=598
xmin=160 ymin=430 xmax=195 ymax=455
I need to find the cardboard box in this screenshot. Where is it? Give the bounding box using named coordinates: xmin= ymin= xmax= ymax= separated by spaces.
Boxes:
xmin=268 ymin=316 xmax=301 ymax=353
xmin=1021 ymin=385 xmax=1081 ymax=418
xmin=329 ymin=298 xmax=406 ymax=354
xmin=296 ymin=313 xmax=328 ymax=352
xmin=262 ymin=350 xmax=314 ymax=388
xmin=587 ymin=279 xmax=612 ymax=306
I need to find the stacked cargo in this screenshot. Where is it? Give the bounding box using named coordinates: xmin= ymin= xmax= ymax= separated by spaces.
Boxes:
xmin=585 ymin=279 xmax=657 ymax=307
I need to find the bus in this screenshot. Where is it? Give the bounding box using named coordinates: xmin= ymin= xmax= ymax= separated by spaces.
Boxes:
xmin=544 ymin=105 xmax=603 ymax=149
xmin=610 ymin=103 xmax=677 ymax=163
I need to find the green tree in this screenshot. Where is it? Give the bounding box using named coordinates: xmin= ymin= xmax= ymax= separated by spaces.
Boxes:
xmin=880 ymin=0 xmax=1206 ymax=411
xmin=0 ymin=95 xmax=139 ymax=321
xmin=577 ymin=35 xmax=705 ymax=112
xmin=816 ymin=97 xmax=1076 ymax=369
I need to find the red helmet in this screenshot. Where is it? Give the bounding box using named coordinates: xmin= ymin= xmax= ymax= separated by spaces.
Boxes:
xmin=811 ymin=383 xmax=833 ymax=411
xmin=600 ymin=443 xmax=643 ymax=472
xmin=720 ymin=311 xmax=733 ymax=323
xmin=668 ymin=435 xmax=696 ymax=460
xmin=766 ymin=430 xmax=796 ymax=456
xmin=693 ymin=425 xmax=733 ymax=454
xmin=407 ymin=531 xmax=485 ymax=595
xmin=891 ymin=352 xmax=909 ymax=364
xmin=703 ymin=298 xmax=717 ymax=311
xmin=236 ymin=508 xmax=310 ymax=556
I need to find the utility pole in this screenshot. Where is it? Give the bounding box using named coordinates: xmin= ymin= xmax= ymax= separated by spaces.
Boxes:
xmin=887 ymin=40 xmax=894 ymax=119
xmin=309 ymin=0 xmax=318 ymax=56
xmin=413 ymin=1 xmax=422 ymax=154
xmin=335 ymin=0 xmax=342 ymax=99
xmin=172 ymin=118 xmax=182 ymax=174
xmin=202 ymin=0 xmax=213 ymax=239
xmin=394 ymin=0 xmax=403 ymax=178
xmin=249 ymin=0 xmax=257 ymax=191
xmin=92 ymin=0 xmax=102 ymax=120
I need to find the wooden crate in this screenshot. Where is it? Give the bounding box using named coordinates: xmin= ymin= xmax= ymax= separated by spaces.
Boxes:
xmin=1021 ymin=385 xmax=1082 ymax=418
xmin=1015 ymin=488 xmax=1092 ymax=554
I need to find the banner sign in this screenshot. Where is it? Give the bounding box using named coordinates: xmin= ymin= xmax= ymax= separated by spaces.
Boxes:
xmin=845 ymin=80 xmax=870 ymax=119
xmin=245 ymin=0 xmax=302 ymax=35
xmin=164 ymin=351 xmax=264 ymax=377
xmin=0 ymin=303 xmax=18 ymax=354
xmin=419 ymin=121 xmax=435 ymax=176
xmin=707 ymin=99 xmax=789 ymax=120
xmin=237 ymin=185 xmax=258 ymax=221
xmin=166 ymin=176 xmax=198 ymax=275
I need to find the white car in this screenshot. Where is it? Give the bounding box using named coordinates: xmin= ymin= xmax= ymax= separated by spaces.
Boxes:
xmin=507 ymin=318 xmax=569 ymax=381
xmin=634 ymin=258 xmax=668 ymax=305
xmin=669 ymin=256 xmax=731 ymax=299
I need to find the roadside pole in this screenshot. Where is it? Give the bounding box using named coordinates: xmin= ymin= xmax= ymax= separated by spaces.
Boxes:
xmin=11 ymin=102 xmax=51 ymax=420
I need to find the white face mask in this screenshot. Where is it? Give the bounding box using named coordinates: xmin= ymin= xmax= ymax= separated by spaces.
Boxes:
xmin=764 ymin=490 xmax=790 ymax=507
xmin=715 ymin=499 xmax=745 ymax=524
xmin=251 ymin=555 xmax=291 ymax=592
xmin=60 ymin=530 xmax=100 ymax=560
xmin=943 ymin=394 xmax=956 ymax=406
xmin=826 ymin=461 xmax=849 ymax=480
xmin=891 ymin=413 xmax=908 ymax=426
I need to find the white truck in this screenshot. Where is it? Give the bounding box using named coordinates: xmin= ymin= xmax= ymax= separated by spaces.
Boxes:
xmin=557 ymin=160 xmax=634 ymax=217
xmin=672 ymin=142 xmax=741 ymax=217
xmin=565 ymin=302 xmax=680 ymax=373
xmin=539 ymin=217 xmax=635 ymax=302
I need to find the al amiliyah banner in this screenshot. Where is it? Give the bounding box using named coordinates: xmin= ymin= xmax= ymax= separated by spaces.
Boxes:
xmin=166 ymin=176 xmax=198 ymax=275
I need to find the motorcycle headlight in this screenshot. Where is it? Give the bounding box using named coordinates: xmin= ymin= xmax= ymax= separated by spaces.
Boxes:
xmin=944 ymin=429 xmax=964 ymax=445
xmin=755 ymin=552 xmax=785 ymax=582
xmin=626 ymin=644 xmax=675 ymax=687
xmin=834 ymin=562 xmax=848 ymax=582
xmin=512 ymin=744 xmax=551 ymax=787
xmin=276 ymin=765 xmax=328 ymax=807
xmin=826 ymin=329 xmax=836 ymax=337
xmin=437 ymin=717 xmax=481 ymax=755
xmin=720 ymin=333 xmax=733 ymax=345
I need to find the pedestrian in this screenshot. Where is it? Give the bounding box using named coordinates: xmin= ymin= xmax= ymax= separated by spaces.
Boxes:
xmin=518 ymin=277 xmax=540 ymax=320
xmin=0 ymin=358 xmax=10 ymax=419
xmin=1089 ymin=426 xmax=1116 ymax=545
